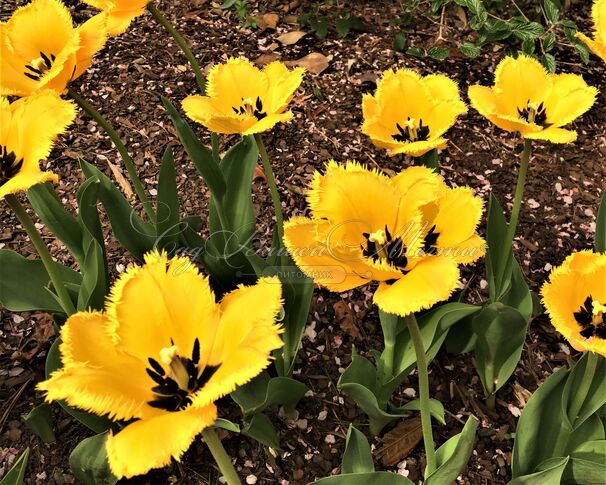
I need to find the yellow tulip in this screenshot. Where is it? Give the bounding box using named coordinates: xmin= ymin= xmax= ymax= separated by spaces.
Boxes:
xmin=576 ymin=0 xmax=606 ymax=63
xmin=283 ymin=162 xmax=485 ymax=317
xmin=361 ymin=69 xmax=467 ymax=157
xmin=0 ymin=0 xmax=107 ymax=97
xmin=38 ymin=251 xmax=284 ymax=479
xmin=182 ymin=57 xmax=304 ymax=135
xmin=82 ymin=0 xmax=150 ymax=36
xmin=468 ymin=55 xmax=597 ymax=143
xmin=0 ymin=93 xmax=76 ymax=198
xmin=542 ymin=251 xmax=606 ymax=357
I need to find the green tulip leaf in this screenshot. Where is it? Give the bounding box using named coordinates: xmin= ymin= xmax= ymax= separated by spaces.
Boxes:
xmin=242 ymin=412 xmax=280 ymax=450
xmin=155 ymin=146 xmax=181 ymax=253
xmin=0 ymin=448 xmax=29 ymax=485
xmin=313 ymin=472 xmax=415 ymax=484
xmin=23 ymin=403 xmax=55 ymax=443
xmin=341 ymin=425 xmax=374 ymax=474
xmin=69 ymin=432 xmax=117 ymax=485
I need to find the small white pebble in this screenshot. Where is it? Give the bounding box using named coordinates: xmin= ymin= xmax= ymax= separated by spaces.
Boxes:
xmin=246 ymin=475 xmax=257 ymax=484
xmin=403 ymin=388 xmax=416 ymax=398
xmin=318 ymin=410 xmax=328 ymax=421
xmin=544 ymin=263 xmax=552 ymax=271
xmin=325 ymin=434 xmax=335 ymax=444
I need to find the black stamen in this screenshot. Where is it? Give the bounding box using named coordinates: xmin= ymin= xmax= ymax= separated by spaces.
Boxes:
xmin=146 ymin=368 xmax=166 ymax=386
xmin=192 ymin=338 xmax=200 ymax=364
xmin=40 ymin=51 xmax=52 ymax=68
xmin=147 ymin=358 xmax=165 ymax=376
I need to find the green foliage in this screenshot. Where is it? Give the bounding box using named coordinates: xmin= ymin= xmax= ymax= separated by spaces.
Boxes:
xmin=0 ymin=448 xmax=29 ymax=485
xmin=69 ymin=432 xmax=117 ymax=485
xmin=299 ymin=6 xmax=366 ymax=39
xmin=392 ymin=0 xmax=588 ymax=69
xmin=23 ymin=404 xmax=55 ymax=443
xmin=512 ymin=352 xmax=606 ymax=480
xmin=220 ymin=0 xmax=257 ymax=28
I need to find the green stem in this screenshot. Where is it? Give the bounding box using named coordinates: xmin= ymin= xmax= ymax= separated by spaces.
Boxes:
xmin=5 ymin=194 xmax=76 ymax=316
xmin=405 ymin=313 xmax=437 ymax=476
xmin=254 ymin=134 xmax=286 ymax=268
xmin=497 ymin=139 xmax=532 ymax=290
xmin=67 ymin=89 xmax=155 ymax=222
xmin=201 ymin=428 xmax=241 ymax=485
xmin=147 ymin=3 xmax=206 ymax=94
xmin=568 ymin=352 xmax=598 ymax=424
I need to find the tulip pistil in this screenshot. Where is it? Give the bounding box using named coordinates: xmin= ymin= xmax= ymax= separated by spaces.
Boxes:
xmin=517 ymin=100 xmax=548 ymax=126
xmin=146 ymin=338 xmax=220 ymax=411
xmin=392 ymin=117 xmax=430 ymax=143
xmin=24 ymin=51 xmax=56 ymax=81
xmin=574 ymin=296 xmax=606 ymax=340
xmin=362 ymin=225 xmax=409 ymax=272
xmin=232 ymin=96 xmax=267 ymax=121
xmin=0 ymin=146 xmax=24 ymax=187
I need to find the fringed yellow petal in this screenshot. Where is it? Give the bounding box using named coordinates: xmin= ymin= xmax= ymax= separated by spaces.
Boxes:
xmin=449 ymin=234 xmax=487 ymax=265
xmin=541 ymin=251 xmax=606 ymax=357
xmin=373 ymin=256 xmax=460 ymax=316
xmin=543 ymin=74 xmax=598 ymax=127
xmin=107 ymin=250 xmax=219 ymax=363
xmin=106 ymin=405 xmax=217 ymax=479
xmin=206 ymin=57 xmax=268 ymax=110
xmin=37 ymin=312 xmax=154 ymax=421
xmin=576 ymin=32 xmax=606 ymax=63
xmin=524 ymin=127 xmax=577 ymax=143
xmin=263 ymin=61 xmax=304 ymax=113
xmin=432 ymin=186 xmax=484 ymax=247
xmin=388 ymin=138 xmax=448 ymax=157
xmin=283 ymin=216 xmax=369 ymax=292
xmin=493 ymin=55 xmax=551 ymax=113
xmin=241 ymin=112 xmax=293 ymax=135
xmin=74 ymin=12 xmax=108 ymax=79
xmin=307 ymin=160 xmax=402 ymax=246
xmin=0 ymin=170 xmax=57 ymax=198
xmin=191 ymin=277 xmax=283 ymax=408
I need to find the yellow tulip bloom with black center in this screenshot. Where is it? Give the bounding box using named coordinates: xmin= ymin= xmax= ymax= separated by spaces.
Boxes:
xmin=361 ymin=69 xmax=467 ymax=157
xmin=542 ymin=251 xmax=606 ymax=357
xmin=0 ymin=0 xmax=107 ymax=97
xmin=182 ymin=57 xmax=305 ymax=135
xmin=576 ymin=0 xmax=606 ymax=63
xmin=38 ymin=251 xmax=283 ymax=479
xmin=82 ymin=0 xmax=150 ymax=36
xmin=0 ymin=92 xmax=76 ymax=199
xmin=468 ymin=55 xmax=598 ymax=144
xmin=283 ymin=162 xmax=485 ymax=317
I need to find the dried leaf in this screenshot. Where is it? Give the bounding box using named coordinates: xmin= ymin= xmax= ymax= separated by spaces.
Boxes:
xmin=254 ymin=53 xmax=281 ymax=67
xmin=375 ymin=417 xmax=423 ymax=466
xmin=107 ymin=160 xmax=134 ymax=199
xmin=258 ymin=12 xmax=279 ymax=30
xmin=253 ymin=164 xmax=267 ymax=182
xmin=333 ymin=301 xmax=359 ymax=339
xmin=285 ymin=52 xmax=329 ymax=75
xmin=277 ymin=30 xmax=307 ymax=45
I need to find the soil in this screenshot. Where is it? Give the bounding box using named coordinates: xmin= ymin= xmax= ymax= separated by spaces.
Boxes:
xmin=1 ymin=1 xmax=605 ymax=484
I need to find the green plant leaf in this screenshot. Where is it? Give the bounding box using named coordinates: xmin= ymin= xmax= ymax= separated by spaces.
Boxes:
xmin=342 ymin=425 xmax=374 ymax=474
xmin=23 ymin=404 xmax=55 ymax=443
xmin=459 ymin=42 xmax=481 ymax=58
xmin=417 ymin=149 xmax=439 ymax=171
xmin=310 ymin=18 xmax=328 ymax=38
xmin=595 ymin=191 xmax=606 ymax=253
xmin=543 ymin=31 xmax=556 ymax=52
xmin=230 ymin=372 xmax=308 ymax=416
xmin=472 ymin=303 xmax=528 ymax=396
xmin=425 ymin=416 xmax=478 ymax=485
xmin=509 ymin=456 xmax=568 ymax=484
xmin=161 ymin=96 xmax=227 ymax=199
xmin=219 ymin=136 xmax=259 ymax=246
xmin=27 ymin=182 xmax=84 ymax=263
xmin=406 ymin=46 xmax=426 ymax=57
xmin=486 ymin=193 xmax=514 ymax=300
xmin=69 ymin=432 xmax=117 ymax=485
xmin=155 ymin=146 xmax=181 ymax=253
xmin=393 ymin=32 xmax=409 ymax=52
xmin=543 ymin=0 xmax=560 ymax=24
xmin=427 ymin=47 xmax=449 ymax=60
xmin=0 ymin=448 xmax=29 ymax=485
xmin=77 ymin=238 xmax=107 ymax=311
xmin=542 ymin=53 xmax=556 ymax=73
xmin=242 ymin=413 xmax=280 ymax=449
xmin=81 ymin=161 xmax=155 ymax=261
xmin=400 ymin=399 xmax=446 ymax=426
xmin=313 ymin=472 xmax=414 ymax=484
xmin=45 ymin=339 xmax=117 ymax=434
xmin=214 ymin=418 xmax=241 ymax=433
xmin=0 ymin=249 xmax=80 ymax=313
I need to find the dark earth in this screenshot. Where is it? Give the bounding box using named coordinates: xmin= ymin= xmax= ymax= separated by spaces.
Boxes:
xmin=1 ymin=0 xmax=605 ymax=483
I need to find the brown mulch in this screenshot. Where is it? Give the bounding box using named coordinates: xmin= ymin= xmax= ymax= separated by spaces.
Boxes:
xmin=1 ymin=1 xmax=605 ymax=484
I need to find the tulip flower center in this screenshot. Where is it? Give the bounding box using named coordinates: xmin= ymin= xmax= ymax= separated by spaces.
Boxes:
xmin=517 ymin=100 xmax=548 ymax=126
xmin=232 ymin=96 xmax=267 ymax=121
xmin=362 ymin=226 xmax=409 ymax=271
xmin=574 ymin=296 xmax=606 ymax=340
xmin=0 ymin=146 xmax=24 ymax=186
xmin=392 ymin=117 xmax=430 ymax=143
xmin=24 ymin=51 xmax=56 ymax=81
xmin=146 ymin=338 xmax=220 ymax=411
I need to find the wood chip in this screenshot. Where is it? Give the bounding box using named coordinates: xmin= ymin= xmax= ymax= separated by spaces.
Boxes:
xmin=285 ymin=53 xmax=329 ymax=75
xmin=107 ymin=160 xmax=134 ymax=199
xmin=277 ymin=30 xmax=307 ymax=45
xmin=333 ymin=300 xmax=359 ymax=339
